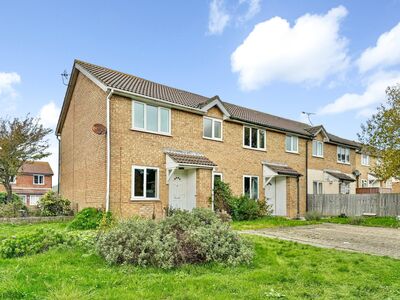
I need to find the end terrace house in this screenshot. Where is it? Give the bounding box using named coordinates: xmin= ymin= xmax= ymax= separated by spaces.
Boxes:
xmin=56 ymin=60 xmax=366 ymax=219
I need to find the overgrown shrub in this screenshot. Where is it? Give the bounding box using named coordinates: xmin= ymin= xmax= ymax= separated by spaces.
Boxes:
xmin=349 ymin=216 xmax=364 ymax=225
xmin=0 ymin=192 xmax=21 ymax=204
xmin=67 ymin=208 xmax=112 ymax=230
xmin=305 ymin=211 xmax=322 ymax=221
xmin=37 ymin=191 xmax=72 ymax=216
xmin=96 ymin=208 xmax=253 ymax=269
xmin=0 ymin=229 xmax=97 ymax=259
xmin=213 ymin=180 xmax=233 ymax=212
xmin=0 ymin=194 xmax=26 ymax=218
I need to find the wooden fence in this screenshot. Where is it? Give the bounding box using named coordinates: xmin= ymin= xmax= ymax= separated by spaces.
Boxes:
xmin=307 ymin=194 xmax=400 ymax=217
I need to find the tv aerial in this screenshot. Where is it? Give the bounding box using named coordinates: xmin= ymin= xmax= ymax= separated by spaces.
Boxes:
xmin=61 ymin=70 xmax=70 ymax=86
xmin=302 ymin=111 xmax=315 ymax=126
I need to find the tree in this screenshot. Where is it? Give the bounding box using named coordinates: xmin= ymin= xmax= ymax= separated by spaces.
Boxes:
xmin=0 ymin=116 xmax=52 ymax=203
xmin=358 ymin=84 xmax=400 ymax=180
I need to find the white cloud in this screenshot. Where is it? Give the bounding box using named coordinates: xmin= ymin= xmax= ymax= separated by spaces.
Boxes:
xmin=38 ymin=101 xmax=61 ymax=187
xmin=357 ymin=22 xmax=400 ymax=73
xmin=231 ymin=6 xmax=350 ymax=90
xmin=0 ymin=72 xmax=21 ymax=113
xmin=238 ymin=0 xmax=261 ymax=22
xmin=208 ymin=0 xmax=231 ymax=35
xmin=38 ymin=101 xmax=60 ymax=128
xmin=318 ymin=71 xmax=400 ymax=115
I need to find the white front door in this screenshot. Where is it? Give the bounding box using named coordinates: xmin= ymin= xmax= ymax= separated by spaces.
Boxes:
xmin=169 ymin=169 xmax=196 ymax=211
xmin=265 ymin=177 xmax=287 ymax=216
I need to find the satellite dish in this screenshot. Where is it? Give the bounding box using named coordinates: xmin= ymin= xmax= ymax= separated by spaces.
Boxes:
xmin=92 ymin=124 xmax=107 ymax=135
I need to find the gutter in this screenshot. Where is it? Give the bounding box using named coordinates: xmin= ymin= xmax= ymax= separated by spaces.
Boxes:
xmin=105 ymin=88 xmax=114 ymax=212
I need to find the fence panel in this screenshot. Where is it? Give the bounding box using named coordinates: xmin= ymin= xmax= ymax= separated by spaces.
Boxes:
xmin=307 ymin=194 xmax=400 ymax=217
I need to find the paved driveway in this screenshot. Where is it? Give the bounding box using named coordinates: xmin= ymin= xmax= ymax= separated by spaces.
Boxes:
xmin=243 ymin=223 xmax=400 ymax=259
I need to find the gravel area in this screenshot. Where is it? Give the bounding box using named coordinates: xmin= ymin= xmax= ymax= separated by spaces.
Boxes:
xmin=243 ymin=223 xmax=400 ymax=259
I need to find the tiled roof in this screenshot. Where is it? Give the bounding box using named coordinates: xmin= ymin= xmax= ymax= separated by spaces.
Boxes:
xmin=165 ymin=150 xmax=217 ymax=167
xmin=326 ymin=171 xmax=356 ymax=182
xmin=73 ymin=60 xmax=360 ymax=145
xmin=264 ymin=163 xmax=302 ymax=177
xmin=19 ymin=162 xmax=53 ymax=175
xmin=305 ymin=125 xmax=323 ymax=136
xmin=326 ymin=133 xmax=359 ymax=148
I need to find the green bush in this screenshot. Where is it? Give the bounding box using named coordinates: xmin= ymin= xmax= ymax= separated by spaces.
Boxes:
xmin=37 ymin=191 xmax=72 ymax=216
xmin=96 ymin=208 xmax=253 ymax=269
xmin=305 ymin=211 xmax=322 ymax=221
xmin=0 ymin=229 xmax=97 ymax=259
xmin=0 ymin=192 xmax=21 ymax=204
xmin=67 ymin=208 xmax=112 ymax=230
xmin=349 ymin=216 xmax=364 ymax=225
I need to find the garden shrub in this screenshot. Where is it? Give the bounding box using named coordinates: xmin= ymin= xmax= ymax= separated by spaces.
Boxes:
xmin=67 ymin=208 xmax=112 ymax=230
xmin=349 ymin=216 xmax=364 ymax=225
xmin=96 ymin=208 xmax=253 ymax=269
xmin=0 ymin=229 xmax=97 ymax=259
xmin=0 ymin=194 xmax=26 ymax=218
xmin=305 ymin=211 xmax=322 ymax=221
xmin=0 ymin=192 xmax=21 ymax=204
xmin=37 ymin=191 xmax=72 ymax=216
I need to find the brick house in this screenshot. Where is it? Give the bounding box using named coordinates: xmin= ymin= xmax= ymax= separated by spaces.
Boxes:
xmin=56 ymin=60 xmax=385 ymax=219
xmin=0 ymin=162 xmax=53 ymax=205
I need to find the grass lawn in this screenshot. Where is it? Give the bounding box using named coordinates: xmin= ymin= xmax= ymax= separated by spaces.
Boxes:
xmin=232 ymin=216 xmax=322 ymax=230
xmin=0 ymin=221 xmax=69 ymax=241
xmin=0 ymin=235 xmax=399 ymax=299
xmin=326 ymin=216 xmax=400 ymax=228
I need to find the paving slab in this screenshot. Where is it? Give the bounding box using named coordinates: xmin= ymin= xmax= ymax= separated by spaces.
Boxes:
xmin=242 ymin=223 xmax=400 ymax=259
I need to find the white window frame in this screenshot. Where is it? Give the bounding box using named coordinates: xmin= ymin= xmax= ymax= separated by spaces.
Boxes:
xmin=9 ymin=176 xmax=16 ymax=184
xmin=312 ymin=140 xmax=324 ymax=158
xmin=243 ymin=126 xmax=266 ymax=151
xmin=361 ymin=154 xmax=370 ymax=166
xmin=339 ymin=181 xmax=350 ymax=194
xmin=29 ymin=195 xmax=41 ymax=206
xmin=132 ymin=101 xmax=171 ymax=136
xmin=337 ymin=146 xmax=350 ymax=164
xmin=243 ymin=175 xmax=259 ymax=200
xmin=131 ymin=165 xmax=160 ymax=200
xmin=19 ymin=194 xmax=27 ymax=205
xmin=203 ymin=117 xmax=223 ymax=141
xmin=33 ymin=174 xmax=44 ymax=185
xmin=313 ymin=181 xmax=323 ymax=194
xmin=285 ymin=135 xmax=299 ymax=153
xmin=361 ymin=179 xmax=368 ymax=188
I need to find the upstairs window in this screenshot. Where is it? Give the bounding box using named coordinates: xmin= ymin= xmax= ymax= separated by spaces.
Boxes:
xmin=132 ymin=101 xmax=170 ymax=135
xmin=243 ymin=176 xmax=259 ymax=200
xmin=33 ymin=174 xmax=44 ymax=185
xmin=312 ymin=140 xmax=324 ymax=157
xmin=285 ymin=135 xmax=298 ymax=153
xmin=243 ymin=126 xmax=266 ymax=150
xmin=203 ymin=117 xmax=222 ymax=141
xmin=361 ymin=154 xmax=370 ymax=166
xmin=337 ymin=146 xmax=350 ymax=164
xmin=9 ymin=176 xmax=16 ymax=184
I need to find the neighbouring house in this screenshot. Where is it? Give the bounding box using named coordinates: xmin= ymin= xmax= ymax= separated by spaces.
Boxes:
xmin=55 ymin=60 xmax=386 ymax=219
xmin=0 ymin=162 xmax=53 ymax=205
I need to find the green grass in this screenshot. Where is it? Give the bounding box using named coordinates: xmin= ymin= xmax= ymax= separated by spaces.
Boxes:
xmin=0 ymin=235 xmax=399 ymax=299
xmin=232 ymin=216 xmax=321 ymax=230
xmin=326 ymin=216 xmax=400 ymax=228
xmin=0 ymin=221 xmax=69 ymax=241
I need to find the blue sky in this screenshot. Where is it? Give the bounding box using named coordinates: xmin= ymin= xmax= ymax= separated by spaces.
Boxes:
xmin=1 ymin=0 xmax=400 ymax=182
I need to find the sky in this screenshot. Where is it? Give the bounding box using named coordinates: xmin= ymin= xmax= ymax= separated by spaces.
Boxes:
xmin=1 ymin=0 xmax=400 ymax=185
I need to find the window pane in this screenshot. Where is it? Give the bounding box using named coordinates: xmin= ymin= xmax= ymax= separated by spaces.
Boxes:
xmin=318 ymin=142 xmax=323 ymax=156
xmin=312 ymin=141 xmax=317 ymax=156
xmin=318 ymin=183 xmax=323 ymax=194
xmin=203 ymin=118 xmax=212 ymax=138
xmin=259 ymin=130 xmax=265 ymax=149
xmin=146 ymin=105 xmax=158 ymax=132
xmin=313 ymin=182 xmax=318 ymax=194
xmin=293 ymin=137 xmax=298 ymax=152
xmin=214 ymin=174 xmax=222 ymax=188
xmin=244 ymin=127 xmax=250 ymax=146
xmin=146 ymin=169 xmax=157 ymax=198
xmin=244 ymin=177 xmax=250 ymax=197
xmin=251 ymin=128 xmax=258 ymax=148
xmin=160 ymin=108 xmax=169 ymax=133
xmin=214 ymin=120 xmax=222 ymax=139
xmin=134 ymin=169 xmax=144 ymax=197
xmin=251 ymin=177 xmax=258 ymax=200
xmin=285 ymin=136 xmax=291 ymax=151
xmin=134 ymin=102 xmax=145 ymax=129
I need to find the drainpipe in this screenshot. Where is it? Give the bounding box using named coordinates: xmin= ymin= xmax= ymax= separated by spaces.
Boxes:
xmin=105 ymin=89 xmax=114 ymax=212
xmin=297 ymin=176 xmax=300 ymax=217
xmin=305 ymin=139 xmax=309 ymax=212
xmin=57 ymin=134 xmax=61 ymax=194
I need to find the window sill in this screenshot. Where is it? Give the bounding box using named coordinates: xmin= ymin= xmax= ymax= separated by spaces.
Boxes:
xmin=131 ymin=128 xmax=172 ymax=137
xmin=203 ymin=136 xmax=223 ymax=142
xmin=337 ymin=161 xmax=351 ymax=165
xmin=242 ymin=146 xmax=266 ymax=152
xmin=286 ymin=150 xmax=299 ymax=155
xmin=130 ymin=198 xmax=160 ymax=201
xmin=312 ymin=155 xmax=324 ymax=159
xmin=361 ymin=164 xmax=370 ymax=167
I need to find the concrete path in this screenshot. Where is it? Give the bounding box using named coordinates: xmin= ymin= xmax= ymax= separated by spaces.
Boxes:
xmin=242 ymin=223 xmax=400 ymax=259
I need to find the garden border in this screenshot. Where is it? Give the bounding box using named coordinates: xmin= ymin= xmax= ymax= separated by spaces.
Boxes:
xmin=0 ymin=216 xmax=74 ymax=224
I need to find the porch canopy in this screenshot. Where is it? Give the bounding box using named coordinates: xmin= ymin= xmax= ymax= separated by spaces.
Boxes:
xmin=165 ymin=149 xmax=217 ymax=182
xmin=262 ymin=162 xmax=302 ymax=187
xmin=325 ymin=170 xmax=356 ymax=182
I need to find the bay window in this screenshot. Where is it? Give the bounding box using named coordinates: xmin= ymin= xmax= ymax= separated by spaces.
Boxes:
xmin=132 ymin=101 xmax=171 ymax=135
xmin=243 ymin=126 xmax=266 ymax=150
